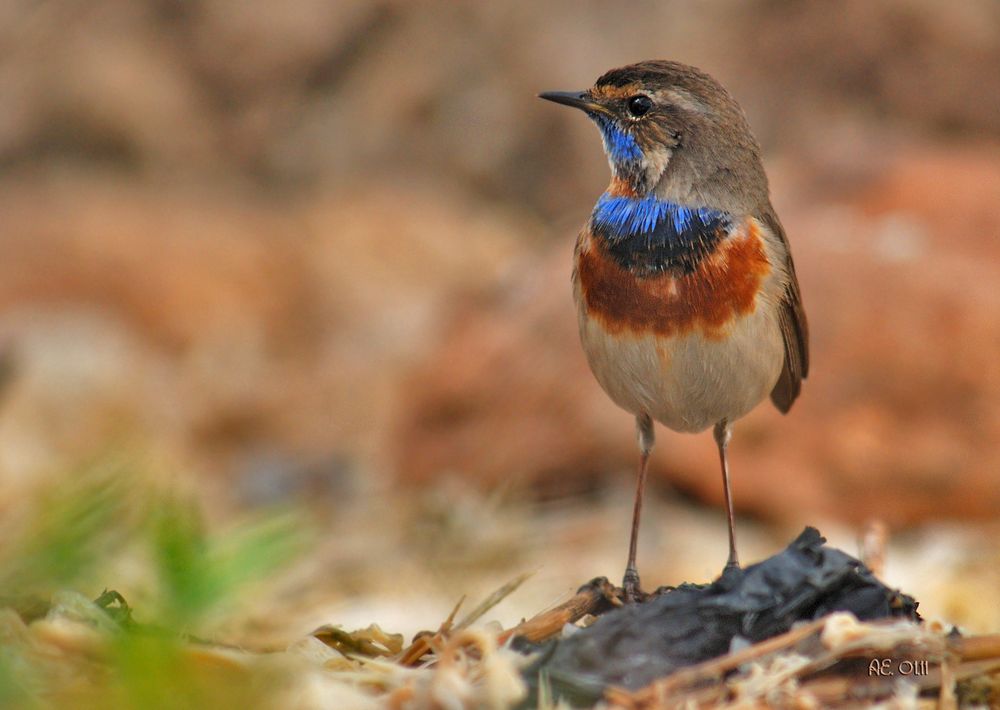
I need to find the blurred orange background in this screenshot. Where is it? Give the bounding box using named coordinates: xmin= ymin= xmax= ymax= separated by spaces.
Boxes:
xmin=2 ymin=1 xmax=999 ymax=637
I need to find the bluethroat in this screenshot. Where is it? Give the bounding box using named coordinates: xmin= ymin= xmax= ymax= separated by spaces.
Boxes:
xmin=540 ymin=61 xmax=809 ymax=601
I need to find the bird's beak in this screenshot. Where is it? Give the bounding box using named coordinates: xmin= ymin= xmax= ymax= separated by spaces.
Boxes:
xmin=538 ymin=90 xmax=601 ymax=113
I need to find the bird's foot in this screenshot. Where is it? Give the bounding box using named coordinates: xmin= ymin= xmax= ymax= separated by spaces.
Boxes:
xmin=622 ymin=566 xmax=644 ymax=604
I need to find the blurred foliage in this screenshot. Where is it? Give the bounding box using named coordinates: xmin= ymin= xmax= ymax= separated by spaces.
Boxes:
xmin=0 ymin=458 xmax=310 ymax=709
xmin=150 ymin=496 xmax=305 ymax=628
xmin=0 ymin=466 xmax=132 ymax=597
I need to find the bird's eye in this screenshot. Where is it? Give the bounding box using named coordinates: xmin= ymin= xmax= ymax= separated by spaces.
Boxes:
xmin=626 ymin=95 xmax=653 ymax=118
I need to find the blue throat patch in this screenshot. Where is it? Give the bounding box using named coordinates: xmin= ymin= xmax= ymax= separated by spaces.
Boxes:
xmin=591 ymin=193 xmax=731 ymax=274
xmin=593 ymin=115 xmax=643 ymax=164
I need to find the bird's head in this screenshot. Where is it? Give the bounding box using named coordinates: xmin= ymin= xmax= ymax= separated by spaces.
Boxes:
xmin=540 ymin=60 xmax=767 ymax=211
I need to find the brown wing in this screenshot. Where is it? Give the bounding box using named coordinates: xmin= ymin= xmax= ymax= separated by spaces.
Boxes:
xmin=760 ymin=208 xmax=809 ymax=413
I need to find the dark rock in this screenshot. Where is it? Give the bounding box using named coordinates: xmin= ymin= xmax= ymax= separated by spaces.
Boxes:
xmin=520 ymin=528 xmax=919 ymax=706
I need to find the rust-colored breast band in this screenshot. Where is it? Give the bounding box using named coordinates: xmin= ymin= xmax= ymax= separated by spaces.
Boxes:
xmin=577 ymin=219 xmax=770 ymax=340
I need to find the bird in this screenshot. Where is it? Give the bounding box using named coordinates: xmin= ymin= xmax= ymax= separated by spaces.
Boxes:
xmin=539 ymin=60 xmax=808 ymax=601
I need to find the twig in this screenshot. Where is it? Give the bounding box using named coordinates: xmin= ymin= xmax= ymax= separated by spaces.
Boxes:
xmin=457 ymin=572 xmax=533 ymax=631
xmin=499 ymin=576 xmax=619 ymax=646
xmin=398 ymin=571 xmax=532 ymax=666
xmin=950 ymin=633 xmax=1000 ymax=661
xmin=398 ymin=596 xmax=464 ymax=666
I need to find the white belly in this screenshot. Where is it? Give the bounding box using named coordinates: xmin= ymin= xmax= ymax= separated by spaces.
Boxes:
xmin=577 ymin=306 xmax=785 ymax=433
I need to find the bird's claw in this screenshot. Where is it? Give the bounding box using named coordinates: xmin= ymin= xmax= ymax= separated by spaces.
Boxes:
xmin=622 ymin=567 xmax=643 ymax=604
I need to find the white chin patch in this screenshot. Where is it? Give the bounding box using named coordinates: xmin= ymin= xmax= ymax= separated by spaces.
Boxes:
xmin=643 ymin=148 xmax=672 ymax=187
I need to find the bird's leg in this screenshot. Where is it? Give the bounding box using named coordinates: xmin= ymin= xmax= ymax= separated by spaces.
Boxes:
xmin=623 ymin=413 xmax=655 ymax=603
xmin=713 ymin=420 xmax=739 ymax=570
